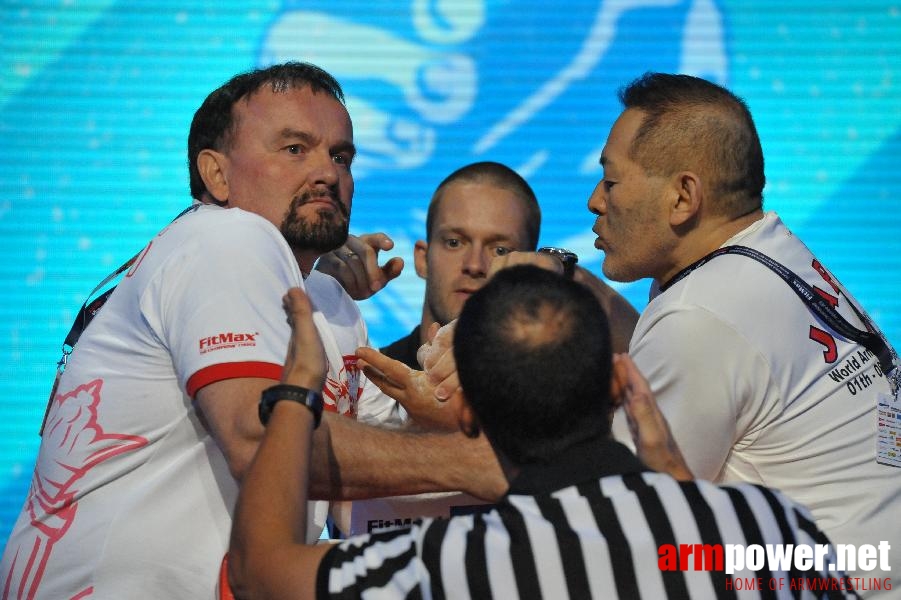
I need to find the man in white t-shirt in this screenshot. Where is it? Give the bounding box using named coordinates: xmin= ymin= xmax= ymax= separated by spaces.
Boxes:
xmin=592 ymin=72 xmax=900 ymax=591
xmin=0 ymin=62 xmax=489 ymax=599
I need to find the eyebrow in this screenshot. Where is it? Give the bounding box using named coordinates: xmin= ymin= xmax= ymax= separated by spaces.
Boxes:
xmin=278 ymin=128 xmax=315 ymax=145
xmin=439 ymin=226 xmax=522 ymax=245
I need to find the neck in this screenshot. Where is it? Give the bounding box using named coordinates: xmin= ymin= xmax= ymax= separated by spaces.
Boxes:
xmin=656 ymin=208 xmax=764 ymax=287
xmin=295 ymin=251 xmax=320 ymax=279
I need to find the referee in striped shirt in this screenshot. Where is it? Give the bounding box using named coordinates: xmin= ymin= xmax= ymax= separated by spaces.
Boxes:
xmin=228 ymin=265 xmax=857 ymax=599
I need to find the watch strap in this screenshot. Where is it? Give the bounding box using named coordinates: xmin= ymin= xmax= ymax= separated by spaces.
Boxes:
xmin=259 ymin=384 xmax=323 ymax=428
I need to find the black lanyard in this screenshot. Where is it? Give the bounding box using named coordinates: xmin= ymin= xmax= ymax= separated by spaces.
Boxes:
xmin=41 ymin=204 xmax=199 ymax=435
xmin=659 ymin=245 xmax=899 ymax=389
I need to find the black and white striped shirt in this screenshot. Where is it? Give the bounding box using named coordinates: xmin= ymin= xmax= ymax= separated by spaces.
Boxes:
xmin=316 ymin=439 xmax=859 ymax=599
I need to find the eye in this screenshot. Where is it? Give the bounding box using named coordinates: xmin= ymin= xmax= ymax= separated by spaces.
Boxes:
xmin=286 ymin=144 xmax=303 ymax=155
xmin=332 ymin=153 xmax=353 ymax=167
xmin=444 ymin=238 xmax=461 ymax=249
xmin=492 ymin=246 xmax=513 ymax=257
xmin=602 ymin=179 xmax=616 ymax=192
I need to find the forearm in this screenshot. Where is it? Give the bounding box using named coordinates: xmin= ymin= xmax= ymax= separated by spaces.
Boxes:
xmin=309 ymin=413 xmax=506 ymax=501
xmin=573 ymin=266 xmax=639 ymax=354
xmin=229 ymin=402 xmax=314 ymax=599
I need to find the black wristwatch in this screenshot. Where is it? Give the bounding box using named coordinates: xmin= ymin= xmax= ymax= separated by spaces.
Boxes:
xmin=259 ymin=384 xmax=324 ymax=428
xmin=537 ymin=247 xmax=579 ymax=279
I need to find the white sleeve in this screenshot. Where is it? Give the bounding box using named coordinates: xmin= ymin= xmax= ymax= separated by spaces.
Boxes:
xmin=140 ymin=216 xmax=303 ymax=393
xmin=614 ymin=304 xmax=772 ymax=480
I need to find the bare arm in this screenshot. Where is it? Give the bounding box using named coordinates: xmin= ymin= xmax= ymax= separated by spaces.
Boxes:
xmin=573 ymin=265 xmax=639 ymax=354
xmin=229 ymin=289 xmax=504 ymax=599
xmin=195 ymin=377 xmax=273 ymax=482
xmin=308 ymin=411 xmax=503 ymax=500
xmin=228 ymin=288 xmax=332 ymax=600
xmin=196 ymin=367 xmax=503 ymax=500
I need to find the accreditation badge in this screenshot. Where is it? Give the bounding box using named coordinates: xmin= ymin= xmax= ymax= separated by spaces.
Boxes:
xmin=877 ymin=388 xmax=901 ymax=467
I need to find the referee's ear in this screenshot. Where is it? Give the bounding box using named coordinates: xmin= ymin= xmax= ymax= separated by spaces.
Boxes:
xmin=451 ymin=390 xmax=481 ymax=439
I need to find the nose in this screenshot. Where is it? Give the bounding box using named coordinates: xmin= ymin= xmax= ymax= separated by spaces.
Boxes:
xmin=461 ymin=244 xmax=489 ymax=278
xmin=309 ymin=149 xmax=340 ymax=188
xmin=587 ymin=179 xmax=607 ymax=217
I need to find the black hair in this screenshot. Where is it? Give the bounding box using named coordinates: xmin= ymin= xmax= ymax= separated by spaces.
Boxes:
xmin=454 ymin=265 xmax=612 ymax=464
xmin=619 ymin=72 xmax=765 ymax=217
xmin=187 ymin=61 xmax=345 ymax=201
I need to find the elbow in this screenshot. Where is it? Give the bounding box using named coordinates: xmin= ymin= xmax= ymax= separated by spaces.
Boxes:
xmin=225 ymin=547 xmax=264 ymax=600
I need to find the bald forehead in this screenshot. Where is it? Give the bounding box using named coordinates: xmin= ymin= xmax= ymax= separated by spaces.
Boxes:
xmin=431 ymin=180 xmax=532 ymax=242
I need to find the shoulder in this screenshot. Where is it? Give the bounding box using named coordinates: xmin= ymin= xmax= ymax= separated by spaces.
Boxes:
xmin=306 ymin=271 xmax=367 ymax=338
xmin=187 ymin=205 xmax=286 ymax=249
xmin=306 ymin=271 xmax=359 ymax=311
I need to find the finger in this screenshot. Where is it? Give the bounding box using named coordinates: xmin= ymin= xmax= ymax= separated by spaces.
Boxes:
xmin=281 ymin=288 xmax=327 ymax=389
xmin=356 ymin=347 xmax=413 ymax=392
xmin=352 ymin=233 xmax=396 ymax=293
xmin=486 ymin=254 xmax=512 ymax=279
xmin=488 ymin=252 xmax=563 ymax=279
xmin=356 ymin=232 xmax=394 ymax=252
xmin=343 ymin=253 xmax=374 ymax=296
xmin=380 ymin=257 xmax=405 ymax=285
xmin=424 ymin=343 xmax=455 ymax=384
xmin=421 ymin=321 xmax=455 ymax=372
xmin=358 ymin=359 xmax=406 ymax=399
xmin=618 ymin=355 xmax=655 ymax=416
xmin=434 ymin=379 xmax=460 ymax=403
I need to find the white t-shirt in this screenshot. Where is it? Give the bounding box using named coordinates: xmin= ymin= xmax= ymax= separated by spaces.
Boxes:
xmin=613 ymin=211 xmax=900 ymax=585
xmin=0 ymin=205 xmax=372 ymax=599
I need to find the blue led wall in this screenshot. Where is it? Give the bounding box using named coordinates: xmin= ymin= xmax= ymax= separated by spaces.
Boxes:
xmin=2 ymin=0 xmax=899 ymax=547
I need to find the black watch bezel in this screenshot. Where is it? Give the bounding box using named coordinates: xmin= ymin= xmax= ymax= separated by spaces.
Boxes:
xmin=259 ymin=384 xmax=324 ymax=428
xmin=537 ymin=246 xmax=579 ymax=279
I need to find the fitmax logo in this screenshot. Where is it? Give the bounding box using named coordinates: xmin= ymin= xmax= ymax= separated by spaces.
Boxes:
xmin=199 ymin=332 xmax=258 ymax=354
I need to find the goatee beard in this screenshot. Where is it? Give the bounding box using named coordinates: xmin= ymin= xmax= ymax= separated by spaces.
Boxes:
xmin=281 ymin=192 xmax=350 ymax=253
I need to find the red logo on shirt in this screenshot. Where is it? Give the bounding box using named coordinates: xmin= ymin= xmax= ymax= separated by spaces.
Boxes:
xmin=2 ymin=379 xmax=147 ymax=600
xmin=199 ymin=332 xmax=259 ymax=354
xmin=322 ymin=355 xmax=362 ymax=417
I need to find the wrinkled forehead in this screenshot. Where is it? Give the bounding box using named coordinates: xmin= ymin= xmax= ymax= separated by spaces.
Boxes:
xmin=230 ymin=85 xmax=353 ymax=148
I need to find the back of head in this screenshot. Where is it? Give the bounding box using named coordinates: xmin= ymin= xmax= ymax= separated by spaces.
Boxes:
xmin=453 ymin=265 xmax=612 ymax=465
xmin=618 ymin=72 xmax=765 ymax=218
xmin=187 ymin=61 xmax=345 ymax=201
xmin=425 ymin=161 xmax=541 ymax=249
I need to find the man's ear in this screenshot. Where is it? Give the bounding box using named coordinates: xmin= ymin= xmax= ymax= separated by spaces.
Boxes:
xmin=668 ymin=171 xmax=703 ymax=228
xmin=413 ymin=240 xmax=429 ymax=280
xmin=451 ymin=390 xmax=481 ymax=438
xmin=197 ymin=149 xmax=230 ymax=203
xmin=608 ymin=355 xmax=627 ymax=428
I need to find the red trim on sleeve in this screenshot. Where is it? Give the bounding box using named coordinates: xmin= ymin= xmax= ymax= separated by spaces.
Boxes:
xmin=186 ymin=361 xmax=283 ymax=397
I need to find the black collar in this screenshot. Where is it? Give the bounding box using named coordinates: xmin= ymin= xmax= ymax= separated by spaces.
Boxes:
xmin=507 ymin=437 xmax=649 ymax=496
